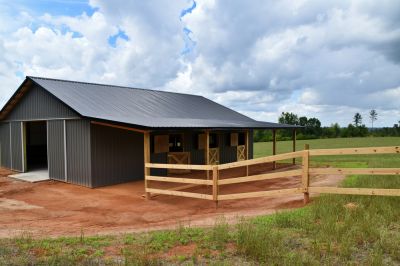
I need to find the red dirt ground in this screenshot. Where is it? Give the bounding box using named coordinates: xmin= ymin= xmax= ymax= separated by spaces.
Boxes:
xmin=0 ymin=166 xmax=344 ymax=238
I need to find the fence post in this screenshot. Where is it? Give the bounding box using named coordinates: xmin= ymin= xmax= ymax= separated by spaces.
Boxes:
xmin=302 ymin=144 xmax=310 ymax=204
xmin=212 ymin=166 xmax=219 ymax=208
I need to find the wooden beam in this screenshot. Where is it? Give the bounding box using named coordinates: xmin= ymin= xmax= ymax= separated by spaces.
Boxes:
xmin=217 ymin=188 xmax=302 ymax=201
xmin=292 ymin=129 xmax=296 ymax=165
xmin=212 ymin=166 xmax=218 ymax=205
xmin=217 ymin=150 xmax=304 ymax=170
xmin=91 ymin=121 xmax=149 ymax=134
xmin=146 ymin=188 xmax=213 ymax=200
xmin=272 ymin=129 xmax=277 ymax=169
xmin=309 ymin=168 xmax=400 ymax=175
xmin=309 ymin=146 xmax=400 ymax=156
xmin=218 ymin=169 xmax=303 ymax=185
xmin=145 ymin=163 xmax=212 ymax=171
xmin=302 ymin=144 xmax=310 ymax=204
xmin=144 ymin=131 xmax=151 ymax=199
xmin=308 ymin=187 xmax=400 ymax=197
xmin=145 ymin=175 xmax=212 ymax=185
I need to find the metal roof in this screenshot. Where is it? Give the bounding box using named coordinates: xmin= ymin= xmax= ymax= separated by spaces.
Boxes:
xmin=3 ymin=76 xmax=300 ymax=129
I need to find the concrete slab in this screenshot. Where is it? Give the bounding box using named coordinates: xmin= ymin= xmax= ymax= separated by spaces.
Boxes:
xmin=9 ymin=169 xmax=49 ymax=183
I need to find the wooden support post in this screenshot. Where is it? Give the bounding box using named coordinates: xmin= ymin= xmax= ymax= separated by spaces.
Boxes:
xmin=272 ymin=129 xmax=277 ymax=170
xmin=212 ymin=165 xmax=219 ymax=208
xmin=245 ymin=130 xmax=249 ymax=176
xmin=292 ymin=129 xmax=296 ymax=165
xmin=144 ymin=131 xmax=151 ymax=199
xmin=302 ymin=144 xmax=310 ymax=204
xmin=205 ymin=130 xmax=210 ymax=179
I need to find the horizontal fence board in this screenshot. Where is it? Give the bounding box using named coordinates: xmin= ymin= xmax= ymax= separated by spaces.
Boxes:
xmin=218 ymin=151 xmax=305 ymax=170
xmin=146 ymin=163 xmax=212 ymax=170
xmin=309 ymin=168 xmax=400 ymax=175
xmin=146 ymin=188 xmax=213 ymax=200
xmin=219 ymin=169 xmax=303 ymax=185
xmin=146 ymin=175 xmax=212 ymax=185
xmin=309 ymin=146 xmax=400 ymax=156
xmin=309 ymin=187 xmax=400 ymax=196
xmin=217 ymin=188 xmax=303 ymax=200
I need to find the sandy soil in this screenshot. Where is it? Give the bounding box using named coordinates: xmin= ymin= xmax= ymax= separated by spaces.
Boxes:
xmin=0 ymin=166 xmax=344 ymax=238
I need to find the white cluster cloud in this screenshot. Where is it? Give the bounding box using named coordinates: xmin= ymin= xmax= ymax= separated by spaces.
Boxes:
xmin=0 ymin=0 xmax=399 ymax=127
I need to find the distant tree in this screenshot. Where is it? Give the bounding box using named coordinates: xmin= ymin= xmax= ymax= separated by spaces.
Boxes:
xmin=369 ymin=109 xmax=378 ymax=128
xmin=331 ymin=123 xmax=340 ymax=138
xmin=278 ymin=112 xmax=299 ymax=125
xmin=299 ymin=116 xmax=308 ymax=127
xmin=353 ymin=113 xmax=362 ymax=127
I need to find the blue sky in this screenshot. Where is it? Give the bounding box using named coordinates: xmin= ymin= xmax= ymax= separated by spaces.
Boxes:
xmin=0 ymin=0 xmax=399 ymax=127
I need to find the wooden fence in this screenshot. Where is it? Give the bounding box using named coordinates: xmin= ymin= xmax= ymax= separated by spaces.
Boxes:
xmin=144 ymin=145 xmax=400 ymax=204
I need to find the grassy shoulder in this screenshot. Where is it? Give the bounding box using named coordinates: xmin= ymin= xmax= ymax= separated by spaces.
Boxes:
xmin=1 ymin=137 xmax=400 ymax=265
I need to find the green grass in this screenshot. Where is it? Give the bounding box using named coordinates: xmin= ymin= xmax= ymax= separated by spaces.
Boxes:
xmin=1 ymin=137 xmax=399 ymax=265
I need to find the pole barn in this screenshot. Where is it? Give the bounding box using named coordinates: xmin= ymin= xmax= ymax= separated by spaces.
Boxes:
xmin=0 ymin=77 xmax=299 ymax=188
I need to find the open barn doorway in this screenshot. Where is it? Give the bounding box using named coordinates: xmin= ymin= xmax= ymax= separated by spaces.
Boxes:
xmin=26 ymin=121 xmax=48 ymax=171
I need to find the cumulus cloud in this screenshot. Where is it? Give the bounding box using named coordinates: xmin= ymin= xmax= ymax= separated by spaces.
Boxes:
xmin=0 ymin=0 xmax=399 ymax=127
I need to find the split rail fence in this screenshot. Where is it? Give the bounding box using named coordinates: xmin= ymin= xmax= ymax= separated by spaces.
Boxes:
xmin=145 ymin=145 xmax=400 ymax=204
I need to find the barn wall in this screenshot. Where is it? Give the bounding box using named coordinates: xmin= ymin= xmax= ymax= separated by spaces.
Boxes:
xmin=90 ymin=124 xmax=144 ymax=187
xmin=47 ymin=120 xmax=65 ymax=181
xmin=5 ymin=85 xmax=79 ymax=121
xmin=249 ymin=129 xmax=254 ymax=159
xmin=65 ymin=119 xmax=91 ymax=187
xmin=0 ymin=122 xmax=11 ymax=168
xmin=10 ymin=122 xmax=23 ymax=171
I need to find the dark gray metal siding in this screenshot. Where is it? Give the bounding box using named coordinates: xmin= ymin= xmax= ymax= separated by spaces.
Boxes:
xmin=0 ymin=122 xmax=11 ymax=168
xmin=47 ymin=120 xmax=65 ymax=181
xmin=6 ymin=85 xmax=78 ymax=121
xmin=66 ymin=120 xmax=91 ymax=187
xmin=249 ymin=130 xmax=254 ymax=159
xmin=10 ymin=122 xmax=23 ymax=171
xmin=90 ymin=124 xmax=144 ymax=187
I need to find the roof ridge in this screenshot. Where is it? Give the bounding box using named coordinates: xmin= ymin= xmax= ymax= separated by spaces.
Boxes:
xmin=27 ymin=76 xmax=203 ymax=97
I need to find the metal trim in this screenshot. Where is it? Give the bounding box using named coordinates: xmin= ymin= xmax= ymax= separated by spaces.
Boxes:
xmin=2 ymin=117 xmax=80 ymax=122
xmin=46 ymin=120 xmax=50 ymax=176
xmin=9 ymin=123 xmax=12 ymax=170
xmin=21 ymin=121 xmax=25 ymax=172
xmin=63 ymin=120 xmax=68 ymax=182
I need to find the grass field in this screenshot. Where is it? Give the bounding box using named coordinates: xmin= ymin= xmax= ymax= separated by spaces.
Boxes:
xmin=1 ymin=137 xmax=400 ymax=265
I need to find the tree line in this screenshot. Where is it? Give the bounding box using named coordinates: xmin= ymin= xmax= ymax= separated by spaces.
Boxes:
xmin=254 ymin=110 xmax=400 ymax=142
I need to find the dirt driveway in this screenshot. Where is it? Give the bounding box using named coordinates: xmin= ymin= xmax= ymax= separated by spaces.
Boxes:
xmin=0 ymin=167 xmax=344 ymax=238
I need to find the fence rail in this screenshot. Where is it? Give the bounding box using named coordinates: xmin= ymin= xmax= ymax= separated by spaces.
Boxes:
xmin=144 ymin=145 xmax=400 ymax=204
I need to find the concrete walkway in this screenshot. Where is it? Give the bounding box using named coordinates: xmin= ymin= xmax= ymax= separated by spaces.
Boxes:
xmin=9 ymin=169 xmax=49 ymax=183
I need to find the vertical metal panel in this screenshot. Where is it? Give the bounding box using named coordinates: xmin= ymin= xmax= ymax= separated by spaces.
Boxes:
xmin=219 ymin=133 xmax=237 ymax=164
xmin=47 ymin=120 xmax=65 ymax=181
xmin=91 ymin=123 xmax=144 ymax=187
xmin=0 ymin=122 xmax=11 ymax=168
xmin=150 ymin=152 xmax=168 ymax=176
xmin=6 ymin=85 xmax=78 ymax=121
xmin=10 ymin=122 xmax=23 ymax=171
xmin=21 ymin=122 xmax=26 ymax=172
xmin=249 ymin=129 xmax=254 ymax=159
xmin=66 ymin=120 xmax=91 ymax=187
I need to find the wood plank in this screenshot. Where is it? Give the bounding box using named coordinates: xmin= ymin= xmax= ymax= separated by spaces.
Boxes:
xmin=91 ymin=121 xmax=149 ymax=133
xmin=212 ymin=166 xmax=218 ymax=201
xmin=144 ymin=132 xmax=151 ymax=199
xmin=230 ymin=133 xmax=238 ymax=147
xmin=309 ymin=168 xmax=400 ymax=175
xmin=146 ymin=188 xmax=213 ymax=200
xmin=146 ymin=163 xmax=212 ymax=170
xmin=218 ymin=169 xmax=303 ymax=185
xmin=302 ymin=144 xmax=310 ymax=203
xmin=146 ymin=175 xmax=212 ymax=185
xmin=217 ymin=151 xmax=304 ymax=170
xmin=272 ymin=129 xmax=276 ymax=169
xmin=292 ymin=129 xmax=296 ymax=165
xmin=309 ymin=146 xmax=400 ymax=156
xmin=308 ymin=187 xmax=400 ymax=197
xmin=218 ymin=188 xmax=303 ymax=200
xmin=154 ymin=135 xmax=169 ymax=153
